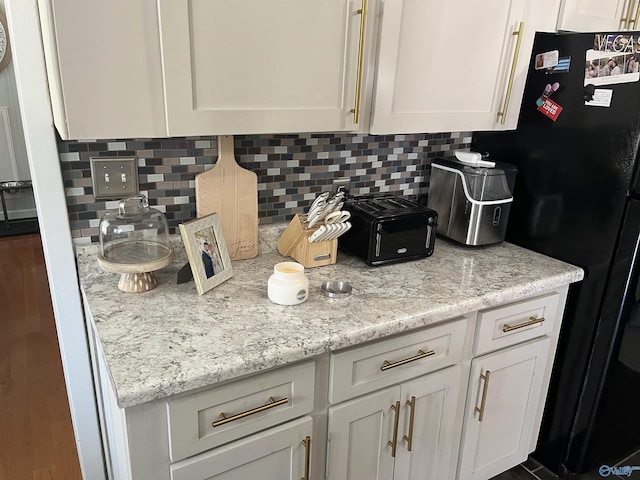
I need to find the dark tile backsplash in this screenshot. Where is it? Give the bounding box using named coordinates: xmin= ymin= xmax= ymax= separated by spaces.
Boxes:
xmin=59 ymin=132 xmax=472 ymax=244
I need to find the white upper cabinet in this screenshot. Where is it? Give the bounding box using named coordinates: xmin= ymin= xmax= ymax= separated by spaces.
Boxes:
xmin=558 ymin=0 xmax=639 ymax=31
xmin=370 ymin=0 xmax=561 ymax=134
xmin=37 ymin=0 xmax=166 ymax=140
xmin=157 ymin=0 xmax=371 ymax=136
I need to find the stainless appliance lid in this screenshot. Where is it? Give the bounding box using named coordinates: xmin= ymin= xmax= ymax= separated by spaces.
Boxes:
xmin=431 ymin=157 xmax=517 ymax=203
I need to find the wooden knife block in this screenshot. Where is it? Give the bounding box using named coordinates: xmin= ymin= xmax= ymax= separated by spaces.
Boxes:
xmin=277 ymin=214 xmax=338 ymax=268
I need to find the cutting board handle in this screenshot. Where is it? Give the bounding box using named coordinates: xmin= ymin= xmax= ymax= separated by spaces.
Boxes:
xmin=216 ymin=135 xmax=236 ymax=167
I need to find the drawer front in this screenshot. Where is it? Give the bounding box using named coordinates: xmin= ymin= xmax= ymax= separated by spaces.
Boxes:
xmin=167 ymin=361 xmax=315 ymax=462
xmin=474 ymin=292 xmax=560 ymax=355
xmin=170 ymin=416 xmax=313 ymax=480
xmin=329 ymin=317 xmax=467 ymax=404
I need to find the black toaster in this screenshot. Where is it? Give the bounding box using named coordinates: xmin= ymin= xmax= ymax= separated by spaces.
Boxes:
xmin=339 ymin=193 xmax=438 ymax=266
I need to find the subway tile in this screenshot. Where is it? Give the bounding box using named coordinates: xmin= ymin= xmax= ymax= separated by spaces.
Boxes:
xmin=59 ymin=132 xmax=471 ymax=243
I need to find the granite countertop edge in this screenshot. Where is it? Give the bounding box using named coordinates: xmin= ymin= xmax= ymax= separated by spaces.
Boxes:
xmin=77 ymin=224 xmax=584 ymax=409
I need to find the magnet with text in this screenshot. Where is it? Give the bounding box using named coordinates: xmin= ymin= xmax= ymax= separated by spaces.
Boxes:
xmin=548 ymin=56 xmax=571 ymax=74
xmin=537 ymin=98 xmax=563 ymax=121
xmin=585 ymin=88 xmax=613 ymax=107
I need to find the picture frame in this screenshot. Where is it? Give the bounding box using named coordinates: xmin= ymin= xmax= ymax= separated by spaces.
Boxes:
xmin=179 ymin=213 xmax=233 ymax=295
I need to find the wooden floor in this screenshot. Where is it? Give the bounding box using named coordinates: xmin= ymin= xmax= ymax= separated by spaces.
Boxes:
xmin=0 ymin=233 xmax=82 ymax=480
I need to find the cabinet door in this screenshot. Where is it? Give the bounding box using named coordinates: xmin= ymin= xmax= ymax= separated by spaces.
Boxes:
xmin=557 ymin=0 xmax=636 ymax=31
xmin=394 ymin=365 xmax=463 ymax=480
xmin=457 ymin=338 xmax=551 ymax=480
xmin=169 ymin=416 xmax=312 ymax=480
xmin=158 ymin=0 xmax=364 ymax=136
xmin=370 ymin=0 xmax=560 ymax=134
xmin=326 ymin=386 xmax=400 ymax=480
xmin=37 ymin=0 xmax=166 ymax=140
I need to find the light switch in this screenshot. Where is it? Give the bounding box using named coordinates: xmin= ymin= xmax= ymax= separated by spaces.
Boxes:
xmin=90 ymin=156 xmax=139 ymax=200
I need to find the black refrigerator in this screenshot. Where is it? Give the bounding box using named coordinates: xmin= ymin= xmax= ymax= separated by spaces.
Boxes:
xmin=473 ymin=31 xmax=640 ymax=476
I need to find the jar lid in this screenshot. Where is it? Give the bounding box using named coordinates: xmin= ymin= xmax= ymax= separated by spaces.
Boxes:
xmin=321 ymin=281 xmax=352 ymax=298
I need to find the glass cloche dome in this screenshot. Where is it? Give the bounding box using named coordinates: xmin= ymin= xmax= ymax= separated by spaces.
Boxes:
xmin=97 ymin=194 xmax=173 ymax=292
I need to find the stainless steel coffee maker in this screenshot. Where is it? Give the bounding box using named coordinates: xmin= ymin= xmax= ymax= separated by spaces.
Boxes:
xmin=427 ymin=152 xmax=517 ymax=246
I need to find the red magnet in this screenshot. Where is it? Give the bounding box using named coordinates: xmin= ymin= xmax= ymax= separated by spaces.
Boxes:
xmin=537 ymin=98 xmax=563 ymax=121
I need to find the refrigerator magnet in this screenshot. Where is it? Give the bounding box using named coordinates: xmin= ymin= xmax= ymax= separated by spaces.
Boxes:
xmin=537 ymin=98 xmax=563 ymax=121
xmin=585 ymin=36 xmax=640 ymax=87
xmin=535 ymin=50 xmax=559 ymax=70
xmin=547 ymin=57 xmax=571 ymax=74
xmin=536 ymin=82 xmax=560 ymax=107
xmin=585 ymin=89 xmax=613 ymax=107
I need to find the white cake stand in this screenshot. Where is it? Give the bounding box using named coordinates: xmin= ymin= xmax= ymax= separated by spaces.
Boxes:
xmin=97 ymin=240 xmax=174 ymax=293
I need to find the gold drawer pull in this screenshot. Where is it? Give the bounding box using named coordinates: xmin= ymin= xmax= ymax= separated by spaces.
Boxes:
xmin=403 ymin=396 xmax=416 ymax=452
xmin=387 ymin=401 xmax=400 ymax=457
xmin=381 ymin=349 xmax=435 ymax=371
xmin=474 ymin=370 xmax=491 ymax=422
xmin=503 ymin=316 xmax=545 ymax=333
xmin=300 ymin=436 xmax=311 ymax=480
xmin=212 ymin=396 xmax=288 ymax=427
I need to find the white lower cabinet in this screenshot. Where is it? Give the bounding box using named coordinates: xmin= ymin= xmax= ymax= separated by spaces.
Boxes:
xmin=327 ymin=386 xmax=398 ymax=480
xmin=327 ymin=365 xmax=463 ymax=480
xmin=170 ymin=416 xmax=313 ymax=480
xmin=92 ymin=287 xmax=570 ymax=480
xmin=457 ymin=338 xmax=551 ymax=480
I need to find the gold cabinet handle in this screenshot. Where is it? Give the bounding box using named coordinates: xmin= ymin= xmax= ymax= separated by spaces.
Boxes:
xmin=381 ymin=349 xmax=435 ymax=371
xmin=503 ymin=316 xmax=545 ymax=333
xmin=403 ymin=396 xmax=416 ymax=452
xmin=497 ymin=21 xmax=524 ymax=125
xmin=474 ymin=370 xmax=491 ymax=422
xmin=300 ymin=436 xmax=311 ymax=480
xmin=387 ymin=401 xmax=401 ymax=457
xmin=632 ymin=0 xmax=640 ymax=28
xmin=350 ymin=0 xmax=367 ymax=124
xmin=212 ymin=396 xmax=288 ymax=427
xmin=621 ymin=0 xmax=635 ymax=28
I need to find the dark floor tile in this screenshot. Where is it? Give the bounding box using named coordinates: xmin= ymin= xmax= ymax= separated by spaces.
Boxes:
xmin=491 ymin=465 xmax=538 ymax=480
xmin=523 ymin=457 xmax=543 ymax=473
xmin=616 ymin=450 xmax=640 ymax=467
xmin=573 ymin=469 xmax=607 ymax=479
xmin=531 ymin=465 xmax=560 ymax=479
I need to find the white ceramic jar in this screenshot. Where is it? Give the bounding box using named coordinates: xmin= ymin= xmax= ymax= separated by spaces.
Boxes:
xmin=268 ymin=262 xmax=309 ymax=305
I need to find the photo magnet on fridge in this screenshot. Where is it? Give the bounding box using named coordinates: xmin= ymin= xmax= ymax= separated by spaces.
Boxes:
xmin=585 ymin=34 xmax=640 ymax=86
xmin=535 ymin=50 xmax=559 ymax=70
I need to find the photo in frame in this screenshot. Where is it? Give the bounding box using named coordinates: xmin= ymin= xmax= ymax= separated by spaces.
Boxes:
xmin=179 ymin=213 xmax=233 ymax=295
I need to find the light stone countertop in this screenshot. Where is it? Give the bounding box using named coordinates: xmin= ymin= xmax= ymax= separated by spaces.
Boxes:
xmin=76 ymin=224 xmax=583 ymax=409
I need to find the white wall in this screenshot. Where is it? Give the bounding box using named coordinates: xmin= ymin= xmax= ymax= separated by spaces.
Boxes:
xmin=6 ymin=1 xmax=105 ymax=478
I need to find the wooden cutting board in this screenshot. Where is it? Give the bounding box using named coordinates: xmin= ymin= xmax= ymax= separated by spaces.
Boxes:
xmin=195 ymin=135 xmax=258 ymax=260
